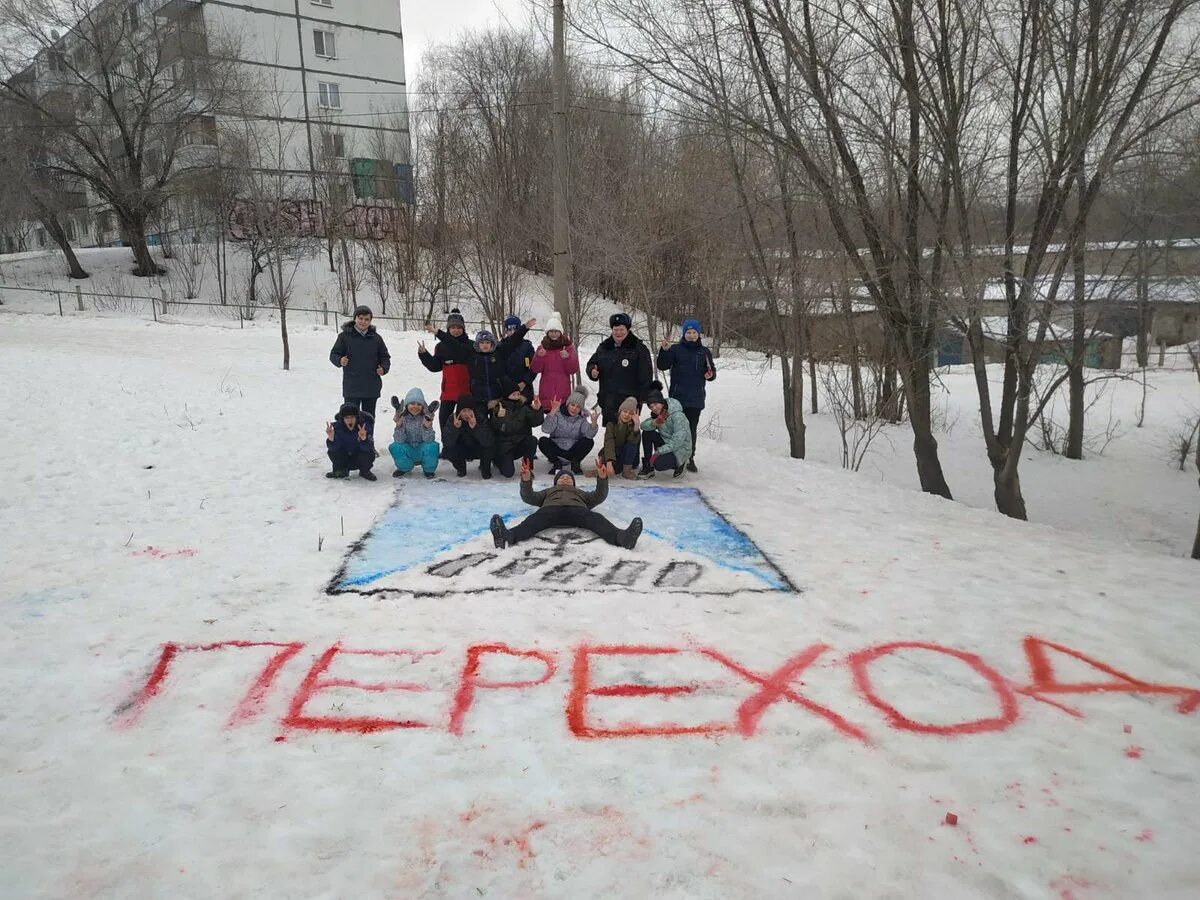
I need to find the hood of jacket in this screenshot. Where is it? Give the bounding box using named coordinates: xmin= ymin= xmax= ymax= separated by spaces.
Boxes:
xmin=666 ymin=397 xmax=685 ymax=417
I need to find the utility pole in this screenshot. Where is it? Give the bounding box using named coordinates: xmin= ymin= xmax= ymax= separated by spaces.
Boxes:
xmin=552 ymin=0 xmax=573 ymax=332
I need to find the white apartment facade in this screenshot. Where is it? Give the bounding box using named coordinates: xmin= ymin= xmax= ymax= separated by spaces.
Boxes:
xmin=4 ymin=0 xmax=411 ymax=253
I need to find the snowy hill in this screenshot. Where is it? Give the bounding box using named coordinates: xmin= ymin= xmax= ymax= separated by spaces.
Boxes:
xmin=1 ymin=310 xmax=1198 ymax=897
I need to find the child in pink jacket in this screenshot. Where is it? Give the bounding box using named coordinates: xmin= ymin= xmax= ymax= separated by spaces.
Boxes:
xmin=530 ymin=315 xmax=580 ymax=409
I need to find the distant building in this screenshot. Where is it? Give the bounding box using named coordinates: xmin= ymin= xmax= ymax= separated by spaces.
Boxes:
xmin=2 ymin=0 xmax=411 ymax=253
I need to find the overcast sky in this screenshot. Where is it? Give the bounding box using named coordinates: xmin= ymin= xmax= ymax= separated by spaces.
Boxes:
xmin=402 ymin=0 xmax=532 ymax=85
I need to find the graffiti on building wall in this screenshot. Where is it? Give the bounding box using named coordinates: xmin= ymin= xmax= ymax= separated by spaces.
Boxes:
xmin=227 ymin=199 xmax=403 ymax=242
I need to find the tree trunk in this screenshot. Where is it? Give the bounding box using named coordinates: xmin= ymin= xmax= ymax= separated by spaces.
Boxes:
xmin=780 ymin=354 xmax=806 ymax=459
xmin=121 ymin=211 xmax=162 ymax=277
xmin=41 ymin=212 xmax=89 ymax=279
xmin=1066 ymin=187 xmax=1086 ymax=459
xmin=906 ymin=355 xmax=953 ymax=499
xmin=280 ymin=302 xmax=291 ymax=371
xmin=993 ymin=458 xmax=1028 ymax=520
xmin=804 ymin=304 xmax=816 ymax=415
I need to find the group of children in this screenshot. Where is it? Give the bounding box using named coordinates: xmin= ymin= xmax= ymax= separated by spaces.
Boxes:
xmin=324 ymin=305 xmax=717 ymax=486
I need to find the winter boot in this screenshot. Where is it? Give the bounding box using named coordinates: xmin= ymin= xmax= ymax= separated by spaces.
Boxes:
xmin=621 ymin=517 xmax=643 ymax=550
xmin=326 ymin=470 xmax=349 ymax=479
xmin=489 ymin=514 xmax=508 ymax=549
xmin=424 ymin=472 xmax=437 ymax=479
xmin=686 ymin=459 xmax=698 ymax=473
xmin=393 ymin=469 xmax=407 ymax=478
xmin=673 ymin=464 xmax=687 ymax=478
xmin=570 ymin=460 xmax=583 ymax=475
xmin=480 ymin=463 xmax=493 ymax=480
xmin=454 ymin=464 xmax=468 ymax=477
xmin=636 ymin=462 xmax=655 ymax=479
xmin=622 ymin=464 xmax=636 ymax=480
xmin=360 ymin=470 xmax=378 ymax=481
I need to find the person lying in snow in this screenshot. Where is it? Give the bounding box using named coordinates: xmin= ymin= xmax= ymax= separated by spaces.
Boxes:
xmin=489 ymin=457 xmax=643 ymax=549
xmin=538 ymin=383 xmax=600 ymax=476
xmin=602 ymin=396 xmax=641 ymax=480
xmin=490 ymin=379 xmax=545 ymax=478
xmin=325 ymin=402 xmax=377 ymax=481
xmin=442 ymin=395 xmax=497 ymax=479
xmin=388 ymin=388 xmax=440 ymax=479
xmin=637 ymin=381 xmax=692 ymax=479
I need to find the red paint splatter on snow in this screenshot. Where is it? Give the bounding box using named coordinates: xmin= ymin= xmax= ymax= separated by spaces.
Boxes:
xmin=1135 ymin=829 xmax=1153 ymax=842
xmin=283 ymin=504 xmax=296 ymax=511
xmin=487 ymin=821 xmax=546 ymax=869
xmin=848 ymin=642 xmax=1018 ymax=735
xmin=1124 ymin=745 xmax=1143 ymax=759
xmin=1051 ymin=874 xmax=1098 ymax=900
xmin=131 ymin=546 xmax=197 ymax=559
xmin=273 ymin=735 xmax=286 ymax=743
xmin=1023 ymin=836 xmax=1038 ymax=845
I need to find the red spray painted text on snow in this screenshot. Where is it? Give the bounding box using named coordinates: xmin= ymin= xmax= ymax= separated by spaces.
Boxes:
xmin=114 ymin=637 xmax=1200 ymax=742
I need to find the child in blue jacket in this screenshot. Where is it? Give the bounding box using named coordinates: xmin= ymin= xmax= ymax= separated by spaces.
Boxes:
xmin=325 ymin=403 xmax=377 ymax=481
xmin=388 ymin=388 xmax=440 ymax=478
xmin=656 ymin=318 xmax=716 ymax=472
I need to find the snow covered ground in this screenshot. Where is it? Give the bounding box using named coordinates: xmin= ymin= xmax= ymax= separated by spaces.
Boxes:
xmin=2 ymin=299 xmax=1199 ymax=897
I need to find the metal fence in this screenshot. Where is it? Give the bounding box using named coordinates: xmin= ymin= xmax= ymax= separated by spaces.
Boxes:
xmin=0 ymin=281 xmax=534 ymax=335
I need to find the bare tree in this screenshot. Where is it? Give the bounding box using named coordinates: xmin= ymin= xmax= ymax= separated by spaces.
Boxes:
xmin=0 ymin=101 xmax=89 ymax=277
xmin=221 ymin=83 xmax=315 ymax=368
xmin=0 ymin=0 xmax=242 ymax=276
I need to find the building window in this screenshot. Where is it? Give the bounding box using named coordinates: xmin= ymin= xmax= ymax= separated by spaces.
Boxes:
xmin=36 ymin=228 xmax=47 ymax=247
xmin=313 ymin=29 xmax=336 ymax=59
xmin=311 ymin=0 xmax=333 ymax=7
xmin=64 ymin=219 xmax=77 ymax=241
xmin=317 ymin=81 xmax=341 ymax=109
xmin=128 ymin=3 xmax=140 ymax=30
xmin=323 ymin=132 xmax=345 ymax=158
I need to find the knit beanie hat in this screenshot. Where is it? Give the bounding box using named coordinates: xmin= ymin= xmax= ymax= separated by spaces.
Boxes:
xmin=446 ymin=308 xmax=465 ymax=328
xmin=555 ymin=471 xmax=576 ymax=486
xmin=682 ymin=318 xmax=702 ymax=338
xmin=544 ymin=314 xmax=564 ymax=334
xmin=354 ymin=305 xmax=373 ymax=318
xmin=475 ymin=330 xmax=496 ymax=350
xmin=618 ymin=396 xmax=638 ymax=416
xmin=503 ymin=314 xmax=521 ymax=331
xmin=609 ymin=312 xmax=632 ymax=329
xmin=646 ymin=380 xmax=666 ymax=408
xmin=564 ymin=383 xmax=590 ymax=411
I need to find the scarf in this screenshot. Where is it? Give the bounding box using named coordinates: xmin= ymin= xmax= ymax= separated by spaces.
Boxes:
xmin=541 ymin=332 xmax=570 ymax=351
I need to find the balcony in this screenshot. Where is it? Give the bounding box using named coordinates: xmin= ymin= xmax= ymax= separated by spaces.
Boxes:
xmin=160 ymin=26 xmax=208 ymax=67
xmin=156 ymin=0 xmax=202 ymax=22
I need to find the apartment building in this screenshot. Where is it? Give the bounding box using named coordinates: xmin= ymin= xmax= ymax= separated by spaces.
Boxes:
xmin=3 ymin=0 xmax=411 ymax=252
